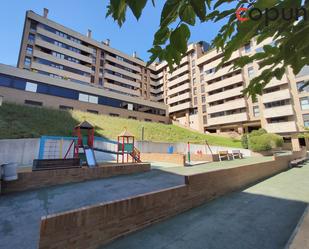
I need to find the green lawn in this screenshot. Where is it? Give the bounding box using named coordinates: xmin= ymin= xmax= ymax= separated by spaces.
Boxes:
xmin=0 ymin=103 xmax=242 ymax=147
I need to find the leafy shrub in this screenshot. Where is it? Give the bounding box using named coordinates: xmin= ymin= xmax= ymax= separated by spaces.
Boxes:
xmin=249 ymin=128 xmax=267 ymax=138
xmin=241 ymin=134 xmax=249 ymax=149
xmin=249 ymin=135 xmax=272 ymax=152
xmin=249 ymin=133 xmax=284 ymax=152
xmin=267 ymin=133 xmax=284 ymax=148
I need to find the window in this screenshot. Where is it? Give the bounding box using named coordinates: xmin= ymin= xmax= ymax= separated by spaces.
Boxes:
xmin=205 ymin=68 xmax=215 ymax=74
xmin=59 ymin=105 xmax=73 ymax=111
xmin=24 ymin=100 xmax=42 ymax=106
xmin=203 ymin=115 xmax=207 ymax=124
xmin=192 ymin=60 xmax=195 ymax=67
xmin=253 ymin=106 xmax=260 ymax=117
xmin=26 ymin=46 xmax=33 ymax=55
xmin=244 ymin=43 xmax=251 ymax=53
xmin=127 ymin=103 xmax=133 ymax=111
xmin=201 ymin=85 xmax=205 ymax=93
xmin=200 ymin=74 xmax=204 ymax=82
xmin=300 ymin=97 xmax=309 ymax=110
xmin=78 ymin=93 xmax=89 ymax=102
xmin=202 ymin=105 xmax=207 ymax=113
xmin=25 ymin=82 xmax=37 ymax=92
xmin=303 ymin=114 xmax=309 ymax=127
xmin=297 ymin=81 xmax=309 ymax=93
xmin=24 ymin=57 xmax=31 ymax=67
xmin=192 ymin=68 xmax=196 ymax=75
xmin=28 ymin=34 xmax=35 ymax=43
xmin=194 ymin=97 xmax=197 ymax=105
xmin=255 ymin=47 xmax=264 ymax=53
xmin=193 ymin=87 xmax=197 ymax=95
xmin=87 ymin=109 xmax=99 ymax=114
xmin=248 ymin=66 xmax=254 ymax=79
xmin=193 ymin=78 xmax=196 ymax=85
xmin=89 ymin=95 xmax=98 ymax=104
xmin=201 ymin=95 xmax=206 ymax=103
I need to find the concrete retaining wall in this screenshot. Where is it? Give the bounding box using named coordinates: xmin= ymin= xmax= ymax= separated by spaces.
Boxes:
xmin=0 ymin=138 xmax=251 ymax=167
xmin=38 ymin=149 xmax=307 ymax=249
xmin=1 ymin=163 xmax=150 ymax=194
xmin=140 ymin=153 xmax=185 ymax=165
xmin=0 ymin=138 xmax=40 ymax=166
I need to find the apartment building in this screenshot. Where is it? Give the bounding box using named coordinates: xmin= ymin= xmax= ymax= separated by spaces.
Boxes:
xmin=0 ymin=9 xmax=168 ymax=123
xmin=168 ymin=38 xmax=309 ymax=142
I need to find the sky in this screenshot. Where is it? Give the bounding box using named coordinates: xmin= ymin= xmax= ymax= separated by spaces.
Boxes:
xmin=0 ymin=0 xmax=227 ymax=66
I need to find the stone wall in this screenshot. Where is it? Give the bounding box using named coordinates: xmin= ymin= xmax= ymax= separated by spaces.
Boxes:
xmin=38 ymin=149 xmax=307 ymax=249
xmin=1 ymin=163 xmax=150 ymax=194
xmin=140 ymin=153 xmax=185 ymax=165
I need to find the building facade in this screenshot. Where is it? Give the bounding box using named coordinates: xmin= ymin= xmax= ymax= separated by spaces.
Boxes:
xmin=0 ymin=9 xmax=168 ymax=123
xmin=1 ymin=9 xmax=309 ymax=142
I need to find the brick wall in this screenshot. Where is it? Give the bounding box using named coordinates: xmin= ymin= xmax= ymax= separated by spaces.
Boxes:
xmin=1 ymin=163 xmax=150 ymax=194
xmin=140 ymin=153 xmax=185 ymax=165
xmin=38 ymin=150 xmax=307 ymax=249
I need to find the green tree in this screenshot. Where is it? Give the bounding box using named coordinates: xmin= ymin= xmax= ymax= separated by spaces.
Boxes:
xmin=106 ymin=0 xmax=309 ymax=99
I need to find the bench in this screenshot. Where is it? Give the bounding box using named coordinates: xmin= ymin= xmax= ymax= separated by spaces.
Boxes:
xmin=32 ymin=158 xmax=81 ymax=171
xmin=231 ymin=150 xmax=243 ymax=159
xmin=218 ymin=151 xmax=231 ymax=161
xmin=290 ymin=157 xmax=308 ymax=168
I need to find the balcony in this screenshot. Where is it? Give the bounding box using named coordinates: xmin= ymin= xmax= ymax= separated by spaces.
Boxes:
xmin=168 ymin=92 xmax=191 ymax=105
xmin=208 ymin=112 xmax=248 ymax=126
xmin=169 ymin=102 xmax=192 ymax=113
xmin=105 ymin=63 xmax=141 ymax=81
xmin=207 ymin=86 xmax=244 ymax=103
xmin=167 ymin=64 xmax=189 ymax=79
xmin=263 ymin=105 xmax=294 ymax=118
xmin=207 ymin=99 xmax=247 ymax=114
xmin=265 ymin=121 xmax=297 ymax=133
xmin=31 ymin=62 xmax=90 ymax=83
xmin=35 ymin=38 xmax=92 ymax=64
xmin=263 ymin=75 xmax=288 ymax=89
xmin=204 ymin=64 xmax=237 ymax=82
xmin=105 ymin=54 xmax=141 ymax=73
xmin=207 ymin=112 xmax=248 ymax=126
xmin=168 ymin=74 xmax=190 ymax=88
xmin=262 ymin=89 xmax=291 ymax=103
xmin=104 ymin=71 xmax=140 ymax=88
xmin=168 ymin=83 xmax=191 ymax=96
xmin=150 ymin=86 xmax=164 ymax=94
xmin=104 ymin=82 xmax=140 ymax=96
xmin=206 ymin=74 xmax=243 ymax=92
xmin=33 ymin=50 xmax=92 ymax=74
xmin=36 ymin=26 xmax=93 ymax=54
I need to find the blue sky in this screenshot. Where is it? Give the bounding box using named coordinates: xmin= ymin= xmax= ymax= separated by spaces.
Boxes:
xmin=0 ymin=0 xmax=227 ymax=66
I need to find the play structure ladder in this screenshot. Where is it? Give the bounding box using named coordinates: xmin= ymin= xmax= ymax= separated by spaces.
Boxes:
xmin=130 ymin=147 xmax=141 ymax=163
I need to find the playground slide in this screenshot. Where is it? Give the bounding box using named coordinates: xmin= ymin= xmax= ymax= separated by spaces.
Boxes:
xmin=84 ymin=148 xmax=97 ymax=168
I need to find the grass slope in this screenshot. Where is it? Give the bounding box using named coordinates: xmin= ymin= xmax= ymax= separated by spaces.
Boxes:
xmin=0 ymin=103 xmax=241 ymax=147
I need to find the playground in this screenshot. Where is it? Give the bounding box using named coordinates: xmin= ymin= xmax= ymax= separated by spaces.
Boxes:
xmin=0 ymin=121 xmax=308 ymax=249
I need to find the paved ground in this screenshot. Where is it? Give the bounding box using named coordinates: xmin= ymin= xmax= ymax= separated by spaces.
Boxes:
xmin=0 ymin=170 xmax=184 ymax=249
xmin=100 ymin=162 xmax=309 ymax=249
xmin=152 ymin=156 xmax=273 ymax=175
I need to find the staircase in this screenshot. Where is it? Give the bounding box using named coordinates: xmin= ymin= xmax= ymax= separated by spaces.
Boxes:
xmin=130 ymin=147 xmax=142 ymax=163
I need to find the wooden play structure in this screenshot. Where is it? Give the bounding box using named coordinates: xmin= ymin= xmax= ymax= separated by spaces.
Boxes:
xmin=117 ymin=129 xmax=141 ymax=163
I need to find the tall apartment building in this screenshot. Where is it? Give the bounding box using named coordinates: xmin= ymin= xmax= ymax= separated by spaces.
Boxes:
xmin=160 ymin=38 xmax=309 ymax=142
xmin=0 ymin=9 xmax=168 ymax=123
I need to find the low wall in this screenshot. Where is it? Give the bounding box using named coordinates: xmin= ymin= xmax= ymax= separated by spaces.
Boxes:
xmin=0 ymin=138 xmax=40 ymax=166
xmin=187 ymin=153 xmax=219 ymax=162
xmin=140 ymin=153 xmax=185 ymax=165
xmin=38 ymin=149 xmax=307 ymax=249
xmin=1 ymin=163 xmax=150 ymax=194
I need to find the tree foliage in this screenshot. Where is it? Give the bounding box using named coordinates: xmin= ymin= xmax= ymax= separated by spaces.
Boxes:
xmin=106 ymin=0 xmax=309 ymax=98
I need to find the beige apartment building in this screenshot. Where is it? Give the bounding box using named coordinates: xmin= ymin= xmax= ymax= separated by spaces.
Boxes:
xmin=0 ymin=9 xmax=168 ymax=123
xmin=153 ymin=38 xmax=309 ymax=144
xmin=1 ymin=8 xmax=309 ymax=145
